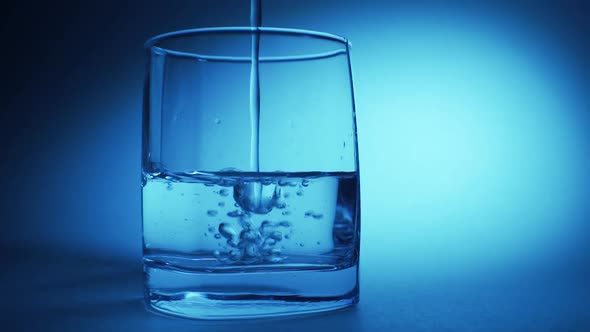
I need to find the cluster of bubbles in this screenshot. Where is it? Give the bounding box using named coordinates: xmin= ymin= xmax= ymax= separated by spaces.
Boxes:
xmin=210 ymin=217 xmax=292 ymax=264
xmin=204 ymin=176 xmax=320 ymax=264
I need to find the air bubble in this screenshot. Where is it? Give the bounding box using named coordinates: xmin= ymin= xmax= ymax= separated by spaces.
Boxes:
xmin=245 ymin=244 xmax=258 ymax=257
xmin=233 ymin=182 xmax=281 ymax=214
xmin=229 ymin=250 xmax=241 ymax=260
xmin=281 ymin=210 xmax=291 ymax=216
xmin=267 ymin=256 xmax=283 ymax=263
xmin=214 ymin=234 xmax=222 ymax=239
xmin=269 ymin=231 xmax=283 ymax=241
xmin=214 ymin=118 xmax=221 ymax=124
xmin=219 ymin=189 xmax=229 ymax=197
xmin=239 ymin=214 xmax=252 ymax=227
xmin=301 ymin=179 xmax=309 ymax=187
xmin=218 ymin=223 xmax=236 ymax=240
xmin=213 ymin=250 xmax=220 ymax=257
xmin=227 ymin=210 xmax=242 ymax=218
xmin=207 ymin=210 xmax=218 ymax=217
xmin=259 ymin=220 xmax=272 ymax=235
xmin=240 ymin=230 xmax=258 ymax=241
xmin=264 ymin=238 xmax=277 ymax=246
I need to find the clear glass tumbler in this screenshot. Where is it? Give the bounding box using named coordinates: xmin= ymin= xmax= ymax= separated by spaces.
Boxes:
xmin=142 ymin=27 xmax=360 ymax=319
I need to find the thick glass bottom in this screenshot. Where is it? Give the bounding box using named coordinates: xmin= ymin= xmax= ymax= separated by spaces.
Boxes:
xmin=143 ymin=259 xmax=359 ymax=319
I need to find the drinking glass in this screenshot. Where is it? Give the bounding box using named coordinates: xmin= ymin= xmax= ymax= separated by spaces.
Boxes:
xmin=142 ymin=27 xmax=360 ymax=319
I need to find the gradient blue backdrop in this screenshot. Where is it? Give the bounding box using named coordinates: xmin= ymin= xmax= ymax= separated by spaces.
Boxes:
xmin=2 ymin=0 xmax=589 ymax=330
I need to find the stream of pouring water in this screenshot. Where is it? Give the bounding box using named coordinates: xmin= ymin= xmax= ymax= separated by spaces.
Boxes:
xmin=233 ymin=0 xmax=282 ymax=215
xmin=249 ymin=0 xmax=261 ymax=172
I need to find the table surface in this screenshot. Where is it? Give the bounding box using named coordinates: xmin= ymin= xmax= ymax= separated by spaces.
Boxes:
xmin=2 ymin=249 xmax=589 ymax=332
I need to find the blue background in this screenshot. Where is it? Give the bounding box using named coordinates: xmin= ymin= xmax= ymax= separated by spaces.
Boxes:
xmin=2 ymin=0 xmax=589 ymax=330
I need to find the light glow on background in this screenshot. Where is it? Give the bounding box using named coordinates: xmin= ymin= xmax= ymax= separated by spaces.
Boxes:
xmin=7 ymin=1 xmax=590 ymax=282
xmin=350 ymin=9 xmax=590 ymax=277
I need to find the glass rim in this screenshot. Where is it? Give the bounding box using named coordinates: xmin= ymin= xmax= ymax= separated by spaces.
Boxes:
xmin=144 ymin=26 xmax=350 ymax=62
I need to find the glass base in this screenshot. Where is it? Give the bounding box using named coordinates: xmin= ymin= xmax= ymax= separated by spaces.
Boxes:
xmin=146 ymin=291 xmax=358 ymax=320
xmin=143 ymin=262 xmax=359 ymax=319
